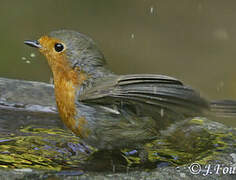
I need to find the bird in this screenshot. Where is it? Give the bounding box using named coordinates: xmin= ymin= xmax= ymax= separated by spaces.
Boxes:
xmin=24 ymin=30 xmax=236 ymax=150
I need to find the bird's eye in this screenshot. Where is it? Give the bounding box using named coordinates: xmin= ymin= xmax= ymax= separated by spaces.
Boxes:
xmin=54 ymin=43 xmax=64 ymax=52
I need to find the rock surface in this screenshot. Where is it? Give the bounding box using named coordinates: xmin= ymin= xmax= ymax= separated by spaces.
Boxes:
xmin=0 ymin=77 xmax=236 ymax=179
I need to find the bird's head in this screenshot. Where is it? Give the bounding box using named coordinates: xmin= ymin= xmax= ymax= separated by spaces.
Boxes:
xmin=24 ymin=30 xmax=106 ymax=74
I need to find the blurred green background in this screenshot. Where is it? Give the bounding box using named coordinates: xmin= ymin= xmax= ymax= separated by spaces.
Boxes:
xmin=1 ymin=0 xmax=236 ymax=125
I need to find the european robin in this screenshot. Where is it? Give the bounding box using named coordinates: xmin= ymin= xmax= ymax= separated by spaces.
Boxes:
xmin=24 ymin=30 xmax=236 ymax=150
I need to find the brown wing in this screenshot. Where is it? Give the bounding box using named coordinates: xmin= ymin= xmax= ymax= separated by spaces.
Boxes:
xmin=79 ymin=74 xmax=210 ymax=117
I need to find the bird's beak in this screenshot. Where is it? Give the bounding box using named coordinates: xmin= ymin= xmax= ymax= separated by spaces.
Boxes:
xmin=24 ymin=40 xmax=42 ymax=48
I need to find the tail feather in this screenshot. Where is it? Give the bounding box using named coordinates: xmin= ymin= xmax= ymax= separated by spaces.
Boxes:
xmin=210 ymin=100 xmax=236 ymax=117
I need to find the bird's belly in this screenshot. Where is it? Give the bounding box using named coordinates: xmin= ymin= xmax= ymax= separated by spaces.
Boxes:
xmin=75 ymin=103 xmax=187 ymax=150
xmin=82 ymin=112 xmax=158 ymax=150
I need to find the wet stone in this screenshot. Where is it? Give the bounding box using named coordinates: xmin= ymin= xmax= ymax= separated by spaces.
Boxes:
xmin=0 ymin=78 xmax=236 ymax=179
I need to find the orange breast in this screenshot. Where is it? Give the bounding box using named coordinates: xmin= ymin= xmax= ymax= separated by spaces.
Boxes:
xmin=51 ymin=57 xmax=89 ymax=138
xmin=38 ymin=35 xmax=90 ymax=138
xmin=54 ymin=73 xmax=91 ymax=138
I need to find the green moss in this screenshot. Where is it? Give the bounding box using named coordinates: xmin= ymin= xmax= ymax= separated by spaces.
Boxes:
xmin=0 ymin=118 xmax=235 ymax=172
xmin=0 ymin=126 xmax=91 ymax=171
xmin=123 ymin=118 xmax=236 ymax=168
xmin=189 ymin=118 xmax=204 ymax=125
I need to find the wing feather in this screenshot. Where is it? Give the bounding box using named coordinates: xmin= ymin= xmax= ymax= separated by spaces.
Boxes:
xmin=79 ymin=74 xmax=209 ymax=116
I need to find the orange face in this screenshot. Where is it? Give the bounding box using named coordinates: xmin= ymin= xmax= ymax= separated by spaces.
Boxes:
xmin=38 ymin=36 xmax=68 ymax=71
xmin=24 ymin=35 xmax=90 ymax=138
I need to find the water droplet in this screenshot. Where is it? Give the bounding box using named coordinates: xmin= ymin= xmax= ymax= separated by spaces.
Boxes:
xmin=160 ymin=108 xmax=164 ymax=117
xmin=131 ymin=33 xmax=135 ymax=39
xmin=150 ymin=6 xmax=154 ymax=14
xmin=213 ymin=28 xmax=229 ymax=41
xmin=30 ymin=53 xmax=36 ymax=58
xmin=216 ymin=81 xmax=224 ymax=92
xmin=21 ymin=57 xmax=26 ymax=60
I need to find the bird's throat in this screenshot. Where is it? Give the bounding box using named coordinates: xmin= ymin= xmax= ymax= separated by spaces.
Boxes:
xmin=52 ymin=62 xmax=88 ymax=137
